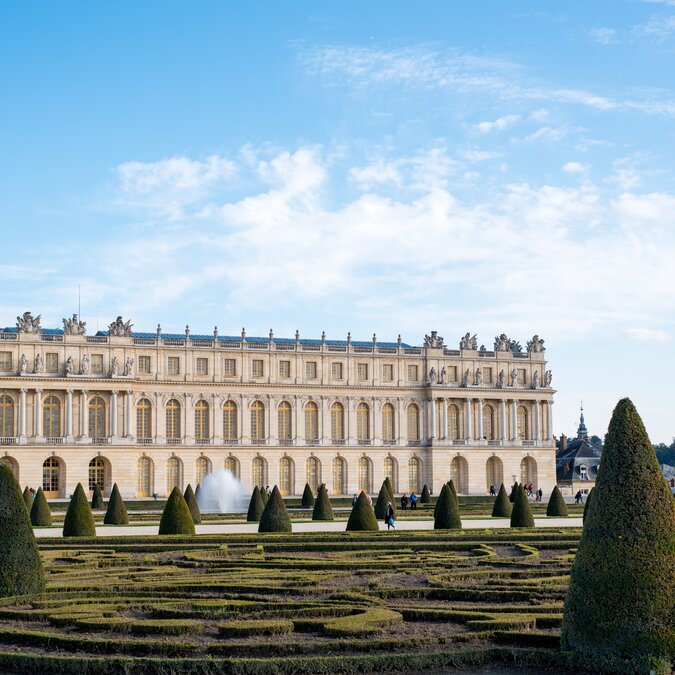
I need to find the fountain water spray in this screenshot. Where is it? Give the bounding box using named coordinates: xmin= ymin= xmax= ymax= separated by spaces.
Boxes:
xmin=197 ymin=470 xmax=248 ymax=513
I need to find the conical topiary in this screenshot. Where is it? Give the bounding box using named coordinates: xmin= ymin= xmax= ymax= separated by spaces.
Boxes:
xmin=374 ymin=481 xmax=395 ymax=519
xmin=582 ymin=487 xmax=594 ymax=524
xmin=23 ymin=486 xmax=33 ymax=512
xmin=258 ymin=486 xmax=292 ymax=533
xmin=103 ymin=483 xmax=128 ymax=525
xmin=63 ymin=483 xmax=96 ymax=537
xmin=434 ymin=483 xmax=462 ymax=529
xmin=312 ymin=484 xmax=333 ymax=521
xmin=195 ymin=483 xmax=201 ymax=501
xmin=301 ymin=483 xmax=315 ymax=508
xmin=420 ymin=484 xmax=431 ymax=504
xmin=91 ymin=483 xmax=104 ymax=510
xmin=261 ymin=488 xmax=269 ymax=505
xmin=562 ymin=399 xmax=675 ymax=670
xmin=346 ymin=491 xmax=379 ymax=531
xmin=183 ymin=484 xmax=201 ymax=524
xmin=510 ymin=484 xmax=535 ymax=528
xmin=491 ymin=483 xmax=512 ymax=517
xmin=546 ymin=485 xmax=569 ymax=517
xmin=0 ymin=466 xmax=44 ymax=597
xmin=159 ymin=486 xmax=195 ymax=535
xmin=508 ymin=481 xmax=519 ymax=503
xmin=30 ymin=487 xmax=52 ymax=527
xmin=447 ymin=479 xmax=459 ymax=506
xmin=247 ymin=486 xmax=265 ymax=522
xmin=383 ymin=476 xmax=395 ymax=502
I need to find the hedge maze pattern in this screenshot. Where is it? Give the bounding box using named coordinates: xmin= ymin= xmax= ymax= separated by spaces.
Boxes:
xmin=0 ymin=528 xmax=622 ymax=674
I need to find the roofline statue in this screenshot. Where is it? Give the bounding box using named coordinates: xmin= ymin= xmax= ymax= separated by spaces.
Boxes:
xmin=108 ymin=316 xmax=133 ymax=338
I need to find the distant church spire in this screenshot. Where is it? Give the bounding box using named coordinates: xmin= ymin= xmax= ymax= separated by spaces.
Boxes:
xmin=577 ymin=400 xmax=588 ymax=440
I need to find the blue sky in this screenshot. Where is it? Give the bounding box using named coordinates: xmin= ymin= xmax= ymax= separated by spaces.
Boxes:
xmin=1 ymin=1 xmax=674 ymax=442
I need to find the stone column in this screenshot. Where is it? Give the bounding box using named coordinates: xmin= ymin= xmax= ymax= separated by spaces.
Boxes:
xmin=347 ymin=398 xmax=356 ymax=445
xmin=18 ymin=388 xmax=27 ymax=442
xmin=396 ymin=400 xmax=404 ymax=446
xmin=511 ymin=399 xmax=518 ymax=442
xmin=294 ymin=396 xmax=303 ymax=446
xmin=465 ymin=398 xmax=473 ymax=441
xmin=441 ymin=399 xmax=448 ymax=440
xmin=429 ymin=398 xmax=436 ymax=441
xmin=321 ymin=396 xmax=330 ymax=446
xmin=268 ymin=396 xmax=277 ymax=445
xmin=110 ymin=390 xmax=118 ymax=440
xmin=184 ymin=395 xmax=193 ymax=444
xmin=499 ymin=399 xmax=506 ymax=441
xmin=546 ymin=400 xmax=553 ymax=442
xmin=534 ymin=400 xmax=541 ymax=443
xmin=154 ymin=393 xmax=164 ymax=444
xmin=240 ymin=395 xmax=248 ymax=444
xmin=125 ymin=391 xmax=134 ymax=439
xmin=214 ymin=396 xmax=223 ymax=445
xmin=34 ymin=389 xmax=43 ymax=439
xmin=66 ymin=389 xmax=74 ymax=442
xmin=373 ymin=397 xmax=381 ymax=444
xmin=476 ymin=399 xmax=484 ymax=441
xmin=80 ymin=390 xmax=89 ymax=440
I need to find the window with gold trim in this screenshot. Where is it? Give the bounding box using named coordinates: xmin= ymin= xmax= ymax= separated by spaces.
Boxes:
xmin=278 ymin=401 xmax=292 ymax=441
xmin=356 ymin=403 xmax=370 ymax=441
xmin=0 ymin=352 xmax=11 ymax=371
xmin=0 ymin=395 xmax=14 ymax=437
xmin=408 ymin=457 xmax=421 ymax=493
xmin=196 ymin=358 xmax=209 ymax=376
xmin=279 ymin=360 xmax=291 ymax=378
xmin=384 ymin=456 xmax=398 ymax=492
xmin=225 ymin=456 xmax=240 ymax=478
xmin=91 ymin=354 xmax=104 ymax=374
xmin=279 ymin=456 xmax=293 ymax=495
xmin=165 ymin=399 xmax=181 ymax=439
xmin=305 ymin=401 xmax=319 ymax=442
xmin=407 ymin=365 xmax=418 ymax=381
xmin=482 ymin=404 xmax=495 ymax=440
xmin=88 ymin=457 xmax=106 ymax=493
xmin=330 ymin=402 xmax=344 ymax=442
xmin=407 ymin=403 xmax=420 ymax=441
xmin=331 ymin=362 xmax=343 ymax=380
xmin=382 ymin=364 xmax=394 ymax=382
xmin=305 ymin=361 xmax=317 ymax=379
xmin=137 ymin=457 xmax=153 ymax=497
xmin=196 ymin=456 xmax=211 ymax=484
xmin=195 ymin=400 xmax=210 ymax=440
xmin=357 ymin=363 xmax=368 ymax=380
xmin=167 ymin=456 xmax=182 ymax=492
xmin=358 ymin=456 xmax=372 ymax=493
xmin=517 ymin=406 xmax=528 ymax=440
xmin=136 ymin=398 xmax=152 ymax=439
xmin=251 ymin=359 xmax=264 ymax=378
xmin=42 ymin=457 xmax=60 ymax=497
xmin=382 ymin=403 xmax=395 ymax=441
xmin=223 ymin=358 xmax=236 ymax=377
xmin=138 ymin=355 xmax=151 ymax=374
xmin=252 ymin=456 xmax=266 ymax=489
xmin=223 ymin=400 xmax=238 ymax=441
xmin=88 ymin=397 xmax=106 ymax=439
xmin=167 ymin=357 xmax=180 ymax=375
xmin=43 ymin=396 xmax=61 ymax=438
xmin=306 ymin=456 xmax=320 ymax=492
xmin=251 ymin=401 xmax=265 ymax=441
xmin=45 ymin=353 xmax=58 ymax=373
xmin=333 ymin=456 xmax=346 ymax=495
xmin=447 ymin=404 xmax=460 ymax=440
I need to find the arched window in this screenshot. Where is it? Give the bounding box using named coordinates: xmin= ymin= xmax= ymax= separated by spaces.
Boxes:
xmin=356 ymin=403 xmax=370 ymax=442
xmin=382 ymin=403 xmax=395 ymax=442
xmin=166 ymin=399 xmax=181 ymax=440
xmin=408 ymin=457 xmax=421 ymax=493
xmin=305 ymin=401 xmax=319 ymax=442
xmin=517 ymin=406 xmax=529 ymax=440
xmin=88 ymin=457 xmax=106 ymax=494
xmin=486 ymin=456 xmax=503 ymax=492
xmin=252 ymin=456 xmax=267 ymax=489
xmin=196 ymin=456 xmax=211 ymax=484
xmin=251 ymin=401 xmax=265 ymax=442
xmin=195 ymin=400 xmax=210 ymax=441
xmin=43 ymin=396 xmax=61 ymax=439
xmin=167 ymin=456 xmax=183 ymax=492
xmin=137 ymin=456 xmax=153 ymax=497
xmin=278 ymin=401 xmax=292 ymax=442
xmin=333 ymin=456 xmax=347 ymax=495
xmin=224 ymin=456 xmax=240 ymax=479
xmin=136 ymin=398 xmax=152 ymax=440
xmin=42 ymin=457 xmax=62 ymax=498
xmin=0 ymin=395 xmax=15 ymax=438
xmin=223 ymin=400 xmax=238 ymax=441
xmin=482 ymin=404 xmax=494 ymax=440
xmin=358 ymin=456 xmax=372 ymax=493
xmin=447 ymin=404 xmax=460 ymax=440
xmin=306 ymin=456 xmax=320 ymax=492
xmin=279 ymin=456 xmax=294 ymax=495
xmin=384 ymin=456 xmax=398 ymax=493
xmin=520 ymin=456 xmax=537 ymax=488
xmin=407 ymin=404 xmax=419 ymax=442
xmin=88 ymin=397 xmax=106 ymax=439
xmin=451 ymin=456 xmax=469 ymax=494
xmin=330 ymin=402 xmax=344 ymax=442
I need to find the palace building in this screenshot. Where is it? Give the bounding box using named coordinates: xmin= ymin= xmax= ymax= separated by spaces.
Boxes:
xmin=0 ymin=312 xmax=556 ymax=500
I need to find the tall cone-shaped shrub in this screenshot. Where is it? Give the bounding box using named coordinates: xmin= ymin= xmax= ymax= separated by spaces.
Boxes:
xmin=183 ymin=484 xmax=201 ymax=524
xmin=346 ymin=491 xmax=379 ymax=531
xmin=23 ymin=486 xmax=33 ymax=511
xmin=91 ymin=483 xmax=104 ymax=510
xmin=258 ymin=486 xmax=292 ymax=533
xmin=312 ymin=484 xmax=333 ymax=521
xmin=194 ymin=484 xmax=202 ymax=501
xmin=491 ymin=483 xmax=512 ymax=517
xmin=374 ymin=482 xmax=395 ymax=519
xmin=0 ymin=467 xmax=44 ymax=596
xmin=420 ymin=484 xmax=431 ymax=503
xmin=63 ymin=483 xmax=96 ymax=537
xmin=104 ymin=483 xmax=128 ymax=525
xmin=247 ymin=486 xmax=265 ymax=522
xmin=261 ymin=488 xmax=269 ymax=505
xmin=582 ymin=487 xmax=594 ymax=524
xmin=562 ymin=398 xmax=675 ymax=669
xmin=30 ymin=487 xmax=52 ymax=527
xmin=383 ymin=476 xmax=395 ymax=502
xmin=546 ymin=485 xmax=568 ymax=517
xmin=447 ymin=480 xmax=459 ymax=506
xmin=301 ymin=483 xmax=315 ymax=508
xmin=159 ymin=486 xmax=195 ymax=535
xmin=510 ymin=485 xmax=534 ymax=528
xmin=508 ymin=481 xmax=519 ymax=503
xmin=434 ymin=483 xmax=462 ymax=529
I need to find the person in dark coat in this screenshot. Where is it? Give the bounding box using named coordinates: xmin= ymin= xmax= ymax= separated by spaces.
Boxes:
xmin=385 ymin=502 xmax=396 ymax=530
xmin=400 ymin=493 xmax=408 ymax=511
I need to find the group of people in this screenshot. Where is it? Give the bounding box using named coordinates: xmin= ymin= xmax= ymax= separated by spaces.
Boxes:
xmin=399 ymin=492 xmax=417 ymax=510
xmin=574 ymin=490 xmax=585 ymax=504
xmin=525 ymin=483 xmax=543 ymax=501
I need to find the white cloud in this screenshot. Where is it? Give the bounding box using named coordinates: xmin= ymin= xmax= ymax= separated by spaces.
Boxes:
xmin=624 ymin=328 xmax=671 ymax=342
xmin=475 ymin=114 xmax=521 ymax=132
xmin=461 ymin=149 xmax=502 ymax=162
xmin=522 ymin=126 xmax=568 ymax=143
xmin=634 ymin=14 xmax=675 ymax=41
xmin=587 ymin=27 xmax=618 ymax=45
xmin=563 ymin=162 xmax=589 ymax=173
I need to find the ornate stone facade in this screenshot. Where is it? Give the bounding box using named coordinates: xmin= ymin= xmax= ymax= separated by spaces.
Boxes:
xmin=0 ymin=319 xmax=556 ymax=500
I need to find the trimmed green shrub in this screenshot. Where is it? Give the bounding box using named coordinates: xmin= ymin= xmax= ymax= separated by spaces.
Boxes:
xmin=582 ymin=487 xmax=593 ymax=524
xmin=301 ymin=483 xmax=315 ymax=508
xmin=374 ymin=482 xmax=395 ymax=519
xmin=346 ymin=491 xmax=379 ymax=531
xmin=246 ymin=486 xmax=265 ymax=522
xmin=491 ymin=483 xmax=512 ymax=518
xmin=510 ymin=485 xmax=535 ymax=528
xmin=63 ymin=483 xmax=96 ymax=537
xmin=218 ymin=619 xmax=293 ymax=637
xmin=261 ymin=488 xmax=269 ymax=505
xmin=508 ymin=481 xmax=520 ymax=503
xmin=546 ymin=485 xmax=568 ymax=517
xmin=312 ymin=484 xmax=333 ymax=521
xmin=383 ymin=476 xmax=395 ymax=502
xmin=434 ymin=484 xmax=462 ymax=530
xmin=194 ymin=483 xmax=201 ymax=501
xmin=22 ymin=486 xmax=33 ymax=511
xmin=103 ymin=484 xmax=128 ymax=525
xmin=159 ymin=487 xmax=195 ymax=535
xmin=258 ymin=486 xmax=292 ymax=533
xmin=30 ymin=487 xmax=52 ymax=527
xmin=447 ymin=480 xmax=459 ymax=506
xmin=183 ymin=485 xmax=201 ymax=525
xmin=562 ymin=398 xmax=675 ymax=667
xmin=91 ymin=483 xmax=104 ymax=510
xmin=420 ymin=484 xmax=431 ymax=503
xmin=0 ymin=466 xmax=44 ymax=596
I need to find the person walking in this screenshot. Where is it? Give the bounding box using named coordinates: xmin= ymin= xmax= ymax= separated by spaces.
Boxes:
xmin=385 ymin=501 xmax=396 ymax=530
xmin=400 ymin=493 xmax=408 ymax=511
xmin=352 ymin=494 xmax=358 ymax=506
xmin=489 ymin=483 xmax=496 ymax=496
xmin=410 ymin=492 xmax=417 ymax=510
xmin=537 ymin=487 xmax=543 ymax=502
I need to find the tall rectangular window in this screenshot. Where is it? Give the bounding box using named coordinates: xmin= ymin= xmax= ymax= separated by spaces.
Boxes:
xmin=0 ymin=352 xmax=11 ymax=370
xmin=138 ymin=355 xmax=151 ymax=374
xmin=407 ymin=365 xmax=419 ymax=381
xmin=223 ymin=359 xmax=236 ymax=377
xmin=251 ymin=359 xmax=264 ymax=378
xmin=167 ymin=357 xmax=180 ymax=375
xmin=196 ymin=357 xmax=209 ymax=376
xmin=382 ymin=364 xmax=394 ymax=382
xmin=448 ymin=366 xmax=458 ymax=382
xmin=517 ymin=368 xmax=527 ymax=385
xmin=305 ymin=361 xmax=317 ymax=379
xmin=279 ymin=360 xmax=291 ymax=378
xmin=357 ymin=363 xmax=368 ymax=380
xmin=482 ymin=367 xmax=492 ymax=384
xmin=45 ymin=353 xmax=58 ymax=373
xmin=331 ymin=362 xmax=343 ymax=380
xmin=91 ymin=354 xmax=104 ymax=374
